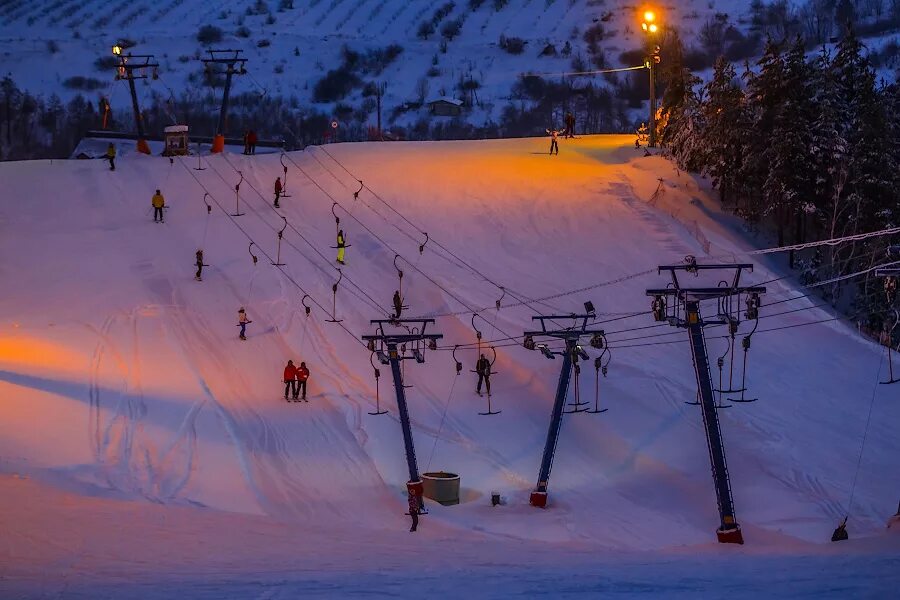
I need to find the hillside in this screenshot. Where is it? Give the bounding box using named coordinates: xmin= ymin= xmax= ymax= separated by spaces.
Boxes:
xmin=1 ymin=135 xmax=899 ymax=596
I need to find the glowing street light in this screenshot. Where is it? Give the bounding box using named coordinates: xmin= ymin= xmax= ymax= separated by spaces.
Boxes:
xmin=640 ymin=8 xmax=661 ymax=147
xmin=112 ymin=44 xmax=122 ymax=56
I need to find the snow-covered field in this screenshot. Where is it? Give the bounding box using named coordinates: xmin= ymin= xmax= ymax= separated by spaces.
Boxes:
xmin=1 ymin=135 xmax=899 ymax=597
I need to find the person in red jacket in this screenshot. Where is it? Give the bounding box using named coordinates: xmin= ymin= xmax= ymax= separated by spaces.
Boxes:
xmin=247 ymin=130 xmax=258 ymax=155
xmin=274 ymin=176 xmax=282 ymax=208
xmin=296 ymin=361 xmax=310 ymax=401
xmin=283 ymin=360 xmax=298 ymax=401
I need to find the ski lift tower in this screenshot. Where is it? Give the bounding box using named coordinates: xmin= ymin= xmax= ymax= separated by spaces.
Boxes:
xmin=112 ymin=44 xmax=158 ymax=154
xmin=362 ymin=319 xmax=442 ymax=517
xmin=522 ymin=304 xmax=606 ymax=508
xmin=646 ymin=260 xmax=766 ymax=544
xmin=201 ymin=49 xmax=247 ymax=153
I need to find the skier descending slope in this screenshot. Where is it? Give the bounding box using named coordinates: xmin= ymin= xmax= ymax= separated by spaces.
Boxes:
xmin=283 ymin=360 xmax=297 ymax=401
xmin=151 ymin=189 xmax=165 ymax=223
xmin=274 ymin=176 xmax=282 ymax=208
xmin=237 ymin=307 xmax=252 ymax=340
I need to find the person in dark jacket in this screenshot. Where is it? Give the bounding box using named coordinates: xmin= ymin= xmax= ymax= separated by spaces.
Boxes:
xmin=407 ymin=484 xmax=420 ymax=532
xmin=195 ymin=249 xmax=204 ymax=281
xmin=295 ymin=361 xmax=309 ymax=401
xmin=274 ymin=176 xmax=282 ymax=208
xmin=563 ymin=112 xmax=575 ymax=138
xmin=393 ymin=290 xmax=403 ymax=319
xmin=476 ymin=353 xmax=491 ymax=396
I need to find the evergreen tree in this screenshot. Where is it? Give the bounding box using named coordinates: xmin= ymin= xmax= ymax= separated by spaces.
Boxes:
xmin=763 ymin=36 xmax=818 ymax=262
xmin=700 ymin=57 xmax=751 ymax=217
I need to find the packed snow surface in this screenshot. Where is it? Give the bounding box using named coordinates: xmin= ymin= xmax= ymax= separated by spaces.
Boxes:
xmin=1 ymin=135 xmax=899 ymax=597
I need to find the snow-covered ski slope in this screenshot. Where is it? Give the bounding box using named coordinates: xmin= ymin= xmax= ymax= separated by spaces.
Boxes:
xmin=1 ymin=135 xmax=899 ymax=597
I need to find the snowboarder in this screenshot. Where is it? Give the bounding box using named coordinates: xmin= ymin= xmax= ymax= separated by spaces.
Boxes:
xmin=247 ymin=130 xmax=258 ymax=155
xmin=296 ymin=361 xmax=309 ymax=401
xmin=546 ymin=129 xmax=560 ymax=156
xmin=105 ymin=143 xmax=116 ymax=171
xmin=336 ymin=229 xmax=346 ymax=265
xmin=407 ymin=483 xmax=420 ymax=532
xmin=151 ymin=189 xmax=165 ymax=223
xmin=195 ymin=249 xmax=204 ymax=281
xmin=393 ymin=290 xmax=403 ymax=319
xmin=476 ymin=353 xmax=492 ymax=396
xmin=283 ymin=359 xmax=298 ymax=401
xmin=563 ymin=112 xmax=575 ymax=139
xmin=274 ymin=176 xmax=282 ymax=208
xmin=238 ymin=308 xmax=252 ymax=340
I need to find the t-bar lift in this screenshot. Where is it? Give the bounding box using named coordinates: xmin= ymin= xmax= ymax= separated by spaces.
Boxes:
xmin=363 ymin=319 xmax=442 ymax=518
xmin=522 ymin=305 xmax=605 ymax=508
xmin=647 ymin=261 xmax=766 ymax=544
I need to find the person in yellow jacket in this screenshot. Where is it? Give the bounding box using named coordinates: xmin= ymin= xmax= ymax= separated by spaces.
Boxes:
xmin=105 ymin=143 xmax=116 ymax=171
xmin=151 ymin=189 xmax=165 ymax=223
xmin=336 ymin=229 xmax=347 ymax=265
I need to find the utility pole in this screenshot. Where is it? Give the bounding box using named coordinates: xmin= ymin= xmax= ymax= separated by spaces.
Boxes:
xmin=645 ymin=46 xmax=660 ymax=148
xmin=640 ymin=10 xmax=661 ymax=147
xmin=647 ymin=260 xmax=766 ymax=544
xmin=201 ymin=49 xmax=247 ymax=153
xmin=112 ymin=44 xmax=158 ymax=154
xmin=374 ymin=81 xmax=386 ymax=141
xmin=875 ymin=266 xmax=899 ymax=385
xmin=363 ymin=319 xmax=442 ymax=520
xmin=522 ymin=305 xmax=606 ymax=508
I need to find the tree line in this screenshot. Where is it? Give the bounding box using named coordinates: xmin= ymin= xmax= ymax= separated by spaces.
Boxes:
xmin=658 ymin=28 xmax=900 ymax=336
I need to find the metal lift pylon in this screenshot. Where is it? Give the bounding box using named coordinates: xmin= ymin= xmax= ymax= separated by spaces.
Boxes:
xmin=647 ymin=262 xmax=766 ymax=544
xmin=363 ymin=319 xmax=442 ymax=521
xmin=522 ymin=307 xmax=605 ymax=508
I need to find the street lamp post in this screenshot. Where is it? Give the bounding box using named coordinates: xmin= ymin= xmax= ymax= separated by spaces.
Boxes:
xmin=641 ymin=10 xmax=660 ymax=148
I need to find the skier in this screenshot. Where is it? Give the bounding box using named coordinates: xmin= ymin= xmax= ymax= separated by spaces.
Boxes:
xmin=105 ymin=143 xmax=116 ymax=171
xmin=242 ymin=130 xmax=250 ymax=155
xmin=273 ymin=176 xmax=282 ymax=208
xmin=546 ymin=129 xmax=560 ymax=156
xmin=296 ymin=361 xmax=309 ymax=401
xmin=238 ymin=307 xmax=252 ymax=340
xmin=393 ymin=290 xmax=403 ymax=319
xmin=475 ymin=353 xmax=491 ymax=396
xmin=151 ymin=189 xmax=165 ymax=223
xmin=247 ymin=130 xmax=258 ymax=155
xmin=336 ymin=229 xmax=346 ymax=265
xmin=407 ymin=483 xmax=420 ymax=532
xmin=195 ymin=249 xmax=204 ymax=281
xmin=563 ymin=112 xmax=575 ymax=138
xmin=283 ymin=359 xmax=298 ymax=401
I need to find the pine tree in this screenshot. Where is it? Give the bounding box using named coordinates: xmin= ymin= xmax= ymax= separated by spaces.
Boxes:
xmin=763 ymin=36 xmax=818 ymax=264
xmin=700 ymin=57 xmax=751 ymax=217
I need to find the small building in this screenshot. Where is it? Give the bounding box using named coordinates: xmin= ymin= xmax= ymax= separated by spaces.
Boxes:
xmin=162 ymin=124 xmax=189 ymax=156
xmin=427 ymin=97 xmax=463 ymax=117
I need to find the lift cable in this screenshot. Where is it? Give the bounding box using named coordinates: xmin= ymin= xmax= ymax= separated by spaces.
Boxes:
xmin=177 ymin=158 xmax=366 ymax=348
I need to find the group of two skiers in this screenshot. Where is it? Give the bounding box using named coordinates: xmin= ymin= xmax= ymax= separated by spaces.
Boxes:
xmin=242 ymin=130 xmax=259 ymax=155
xmin=282 ymin=359 xmax=310 ymax=402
